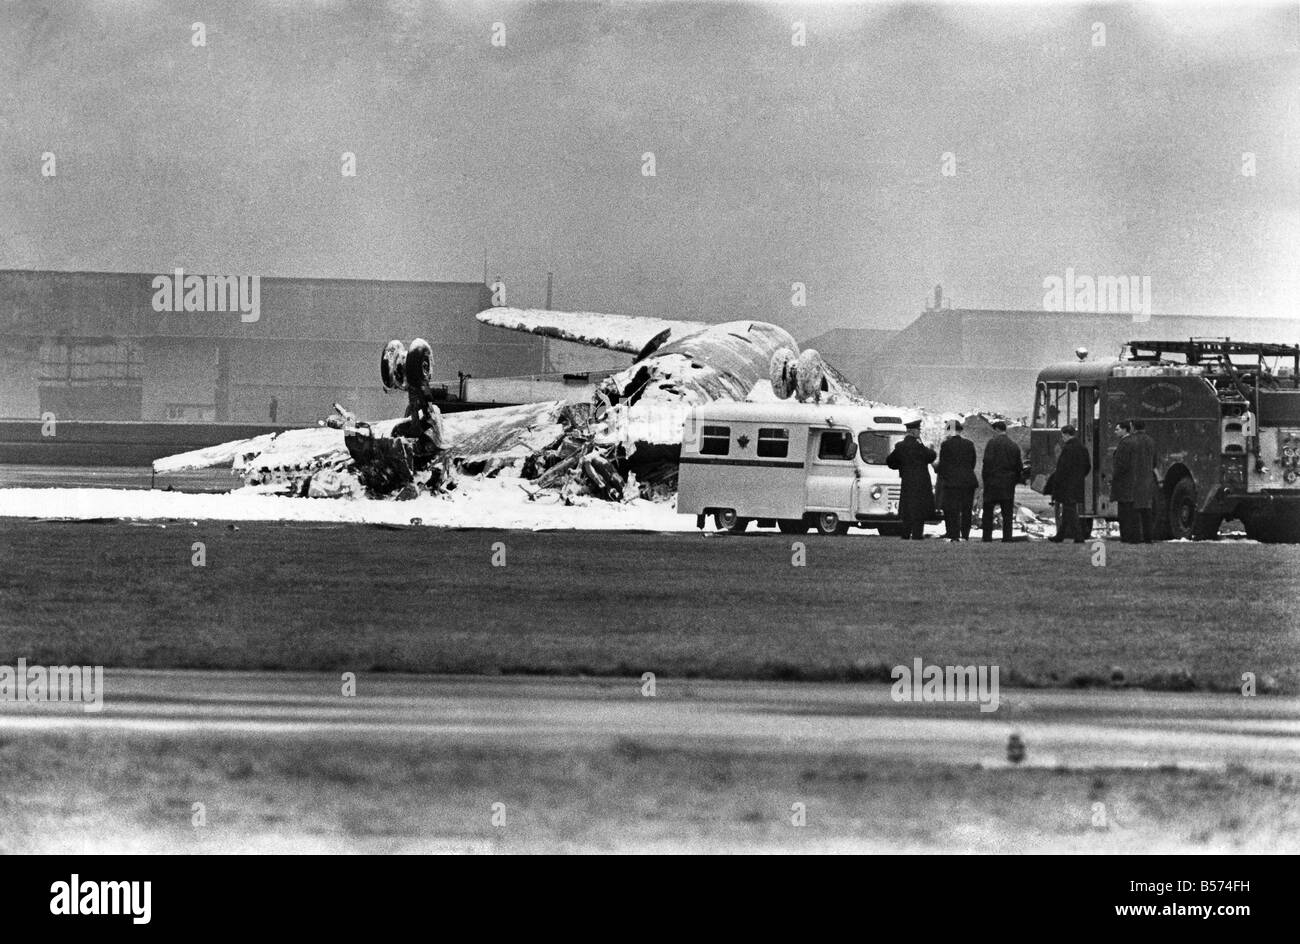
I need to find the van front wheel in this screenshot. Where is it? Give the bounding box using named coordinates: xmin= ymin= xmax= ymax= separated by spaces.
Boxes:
xmin=813 ymin=512 xmax=842 ymax=535
xmin=714 ymin=509 xmax=750 ymax=533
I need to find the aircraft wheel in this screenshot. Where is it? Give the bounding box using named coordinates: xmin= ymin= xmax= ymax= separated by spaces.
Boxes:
xmin=380 ymin=340 xmax=407 ymax=390
xmin=406 ymin=338 xmax=433 ymax=390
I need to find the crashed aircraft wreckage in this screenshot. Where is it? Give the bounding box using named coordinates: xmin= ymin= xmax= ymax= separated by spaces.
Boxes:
xmin=154 ymin=307 xmax=882 ymax=500
xmin=156 ymin=307 xmax=1032 ymax=519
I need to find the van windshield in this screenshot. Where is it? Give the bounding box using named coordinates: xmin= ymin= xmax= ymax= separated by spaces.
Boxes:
xmin=857 ymin=431 xmax=898 ymax=464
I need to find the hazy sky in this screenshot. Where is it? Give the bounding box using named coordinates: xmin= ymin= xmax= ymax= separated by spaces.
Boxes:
xmin=2 ymin=1 xmax=1297 ymax=335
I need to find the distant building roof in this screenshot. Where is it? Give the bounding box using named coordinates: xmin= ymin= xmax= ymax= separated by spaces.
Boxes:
xmin=798 ymin=326 xmax=898 ymax=353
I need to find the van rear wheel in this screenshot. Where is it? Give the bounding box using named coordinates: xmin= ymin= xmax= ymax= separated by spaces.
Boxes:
xmin=777 ymin=519 xmax=809 ymax=534
xmin=813 ymin=512 xmax=842 ymax=535
xmin=713 ymin=509 xmax=750 ymax=533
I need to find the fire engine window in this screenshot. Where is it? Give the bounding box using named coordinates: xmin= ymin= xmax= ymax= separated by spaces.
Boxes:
xmin=1034 ymin=383 xmax=1074 ymax=428
xmin=757 ymin=427 xmax=789 ymax=458
xmin=817 ymin=430 xmax=852 ymax=460
xmin=858 ymin=431 xmax=894 ymax=464
xmin=700 ymin=425 xmax=730 ymax=456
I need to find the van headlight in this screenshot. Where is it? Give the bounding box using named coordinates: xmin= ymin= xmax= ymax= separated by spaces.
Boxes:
xmin=870 ymin=485 xmax=883 ymax=500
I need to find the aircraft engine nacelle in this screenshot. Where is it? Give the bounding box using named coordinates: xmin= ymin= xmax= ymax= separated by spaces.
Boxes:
xmin=795 ymin=349 xmax=825 ymax=403
xmin=770 ymin=348 xmax=798 ymax=400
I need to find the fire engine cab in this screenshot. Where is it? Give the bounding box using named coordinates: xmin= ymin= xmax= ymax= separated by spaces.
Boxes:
xmin=1029 ymin=338 xmax=1300 ymax=542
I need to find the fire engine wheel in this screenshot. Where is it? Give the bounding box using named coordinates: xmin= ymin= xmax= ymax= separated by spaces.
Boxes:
xmin=713 ymin=509 xmax=750 ymax=533
xmin=813 ymin=512 xmax=843 ymax=535
xmin=1168 ymin=478 xmax=1197 ymax=541
xmin=1242 ymin=506 xmax=1300 ymax=544
xmin=777 ymin=519 xmax=809 ymax=534
xmin=1191 ymin=513 xmax=1222 ymax=541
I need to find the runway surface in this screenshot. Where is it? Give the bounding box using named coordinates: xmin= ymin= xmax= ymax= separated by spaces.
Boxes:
xmin=3 ymin=670 xmax=1297 ymax=772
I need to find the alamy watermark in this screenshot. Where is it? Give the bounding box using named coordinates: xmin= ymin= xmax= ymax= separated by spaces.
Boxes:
xmin=891 ymin=658 xmax=1000 ymax=712
xmin=1042 ymin=267 xmax=1151 ymax=321
xmin=50 ymin=875 xmax=150 ymax=924
xmin=0 ymin=659 xmax=104 ymax=712
xmin=151 ymin=268 xmax=260 ymax=323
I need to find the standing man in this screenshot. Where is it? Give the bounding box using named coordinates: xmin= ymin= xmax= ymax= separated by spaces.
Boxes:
xmin=886 ymin=418 xmax=937 ymax=540
xmin=1047 ymin=424 xmax=1091 ymax=543
xmin=981 ymin=420 xmax=1023 ymax=542
xmin=1131 ymin=420 xmax=1158 ymax=543
xmin=936 ymin=419 xmax=977 ymax=542
xmin=1112 ymin=419 xmax=1155 ymax=543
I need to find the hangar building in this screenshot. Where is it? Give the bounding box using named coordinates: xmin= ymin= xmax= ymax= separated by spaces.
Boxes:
xmin=0 ymin=270 xmax=546 ymax=425
xmin=804 ymin=307 xmax=1300 ymax=418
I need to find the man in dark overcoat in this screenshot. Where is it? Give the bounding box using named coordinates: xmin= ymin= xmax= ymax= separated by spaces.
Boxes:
xmin=886 ymin=419 xmax=937 ymax=540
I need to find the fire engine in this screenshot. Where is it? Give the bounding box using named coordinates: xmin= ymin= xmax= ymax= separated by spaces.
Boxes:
xmin=1028 ymin=338 xmax=1300 ymax=542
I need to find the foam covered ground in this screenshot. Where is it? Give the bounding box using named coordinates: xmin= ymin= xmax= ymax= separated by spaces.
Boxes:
xmin=0 ymin=476 xmax=700 ymax=531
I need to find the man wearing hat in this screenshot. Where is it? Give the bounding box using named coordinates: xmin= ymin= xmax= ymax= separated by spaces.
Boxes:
xmin=935 ymin=418 xmax=978 ymax=541
xmin=886 ymin=418 xmax=937 ymax=540
xmin=980 ymin=419 xmax=1024 ymax=542
xmin=1047 ymin=424 xmax=1092 ymax=543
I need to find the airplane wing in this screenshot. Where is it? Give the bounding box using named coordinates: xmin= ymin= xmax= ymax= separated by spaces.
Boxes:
xmin=153 ymin=400 xmax=569 ymax=477
xmin=476 ymin=307 xmax=709 ymax=357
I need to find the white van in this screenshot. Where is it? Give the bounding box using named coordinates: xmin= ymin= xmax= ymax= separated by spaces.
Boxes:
xmin=677 ymin=401 xmax=912 ymax=535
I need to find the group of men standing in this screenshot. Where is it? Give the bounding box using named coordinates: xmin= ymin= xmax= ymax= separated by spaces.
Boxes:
xmin=885 ymin=415 xmax=1161 ymax=544
xmin=1046 ymin=419 xmax=1157 ymax=543
xmin=1109 ymin=420 xmax=1158 ymax=543
xmin=885 ymin=418 xmax=1025 ymax=543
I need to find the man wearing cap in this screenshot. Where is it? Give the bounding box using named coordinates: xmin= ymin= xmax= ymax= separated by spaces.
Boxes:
xmin=980 ymin=419 xmax=1024 ymax=542
xmin=886 ymin=419 xmax=937 ymax=540
xmin=936 ymin=419 xmax=977 ymax=541
xmin=1047 ymin=424 xmax=1091 ymax=543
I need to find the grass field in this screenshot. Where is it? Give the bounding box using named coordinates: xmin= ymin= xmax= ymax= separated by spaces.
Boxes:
xmin=1 ymin=730 xmax=1295 ymax=853
xmin=1 ymin=519 xmax=1298 ymax=692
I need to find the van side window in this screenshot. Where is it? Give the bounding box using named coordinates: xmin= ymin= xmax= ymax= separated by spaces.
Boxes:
xmin=701 ymin=425 xmax=730 ymax=456
xmin=857 ymin=431 xmax=892 ymax=464
xmin=817 ymin=430 xmax=852 ymax=460
xmin=757 ymin=427 xmax=789 ymax=458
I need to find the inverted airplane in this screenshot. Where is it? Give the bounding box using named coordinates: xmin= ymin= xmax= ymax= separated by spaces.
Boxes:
xmin=154 ymin=306 xmax=894 ymax=489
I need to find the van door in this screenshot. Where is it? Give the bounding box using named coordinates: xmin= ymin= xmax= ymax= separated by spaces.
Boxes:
xmin=806 ymin=428 xmax=857 ymax=513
